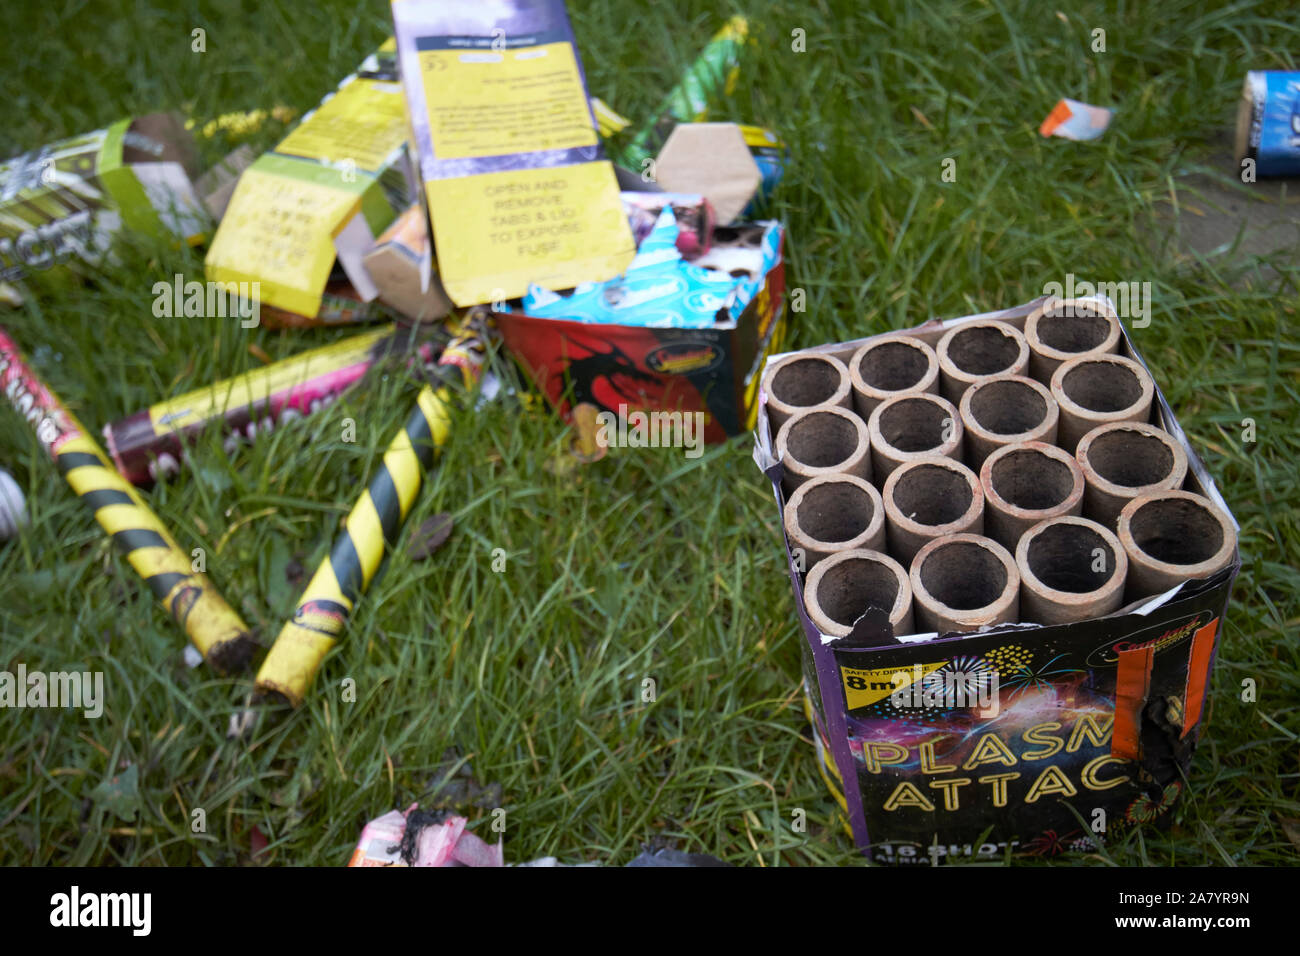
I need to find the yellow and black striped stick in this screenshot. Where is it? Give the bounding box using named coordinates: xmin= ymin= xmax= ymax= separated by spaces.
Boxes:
xmin=255 ymin=318 xmax=487 ymax=705
xmin=0 ymin=327 xmax=255 ymax=673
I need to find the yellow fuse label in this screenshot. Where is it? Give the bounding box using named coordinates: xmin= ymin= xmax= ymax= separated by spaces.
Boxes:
xmin=841 ymin=663 xmax=946 ymax=711
xmin=419 ymin=43 xmax=598 ymax=159
xmin=426 ymin=162 xmax=634 ymax=305
xmin=206 ymin=168 xmax=360 ymax=317
xmin=276 ymin=79 xmax=409 ymax=172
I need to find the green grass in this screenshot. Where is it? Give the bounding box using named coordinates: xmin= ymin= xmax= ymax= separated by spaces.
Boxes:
xmin=1 ymin=0 xmax=1297 ymax=865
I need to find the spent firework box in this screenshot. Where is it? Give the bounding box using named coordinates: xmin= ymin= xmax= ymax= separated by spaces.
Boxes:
xmin=753 ymin=297 xmax=1241 ymax=862
xmin=497 ymin=217 xmax=788 ymax=444
xmin=205 ymin=43 xmax=416 ymax=326
xmin=0 ymin=113 xmax=208 ymax=296
xmin=390 ymin=0 xmax=635 ymax=307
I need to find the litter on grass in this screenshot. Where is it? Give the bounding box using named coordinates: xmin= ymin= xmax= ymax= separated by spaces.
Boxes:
xmin=1039 ymin=98 xmax=1113 ymax=141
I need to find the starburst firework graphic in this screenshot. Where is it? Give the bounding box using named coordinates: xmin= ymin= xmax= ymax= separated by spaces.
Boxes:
xmin=998 ymin=652 xmax=1086 ymax=699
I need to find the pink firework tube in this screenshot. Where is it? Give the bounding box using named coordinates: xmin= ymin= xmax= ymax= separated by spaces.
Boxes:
xmin=0 ymin=326 xmax=254 ymax=672
xmin=103 ymin=325 xmax=442 ymax=485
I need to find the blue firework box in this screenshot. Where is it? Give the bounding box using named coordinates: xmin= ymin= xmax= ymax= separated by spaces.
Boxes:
xmin=1236 ymin=71 xmax=1300 ymax=177
xmin=753 ymin=296 xmax=1241 ymax=863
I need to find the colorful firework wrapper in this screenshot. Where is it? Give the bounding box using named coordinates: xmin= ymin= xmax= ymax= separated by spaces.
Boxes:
xmin=737 ymin=124 xmax=789 ymax=216
xmin=617 ymin=16 xmax=751 ymax=170
xmin=498 ymin=214 xmax=786 ymax=444
xmin=0 ymin=327 xmax=255 ymax=672
xmin=347 ymin=804 xmax=503 ymax=867
xmin=753 ymin=298 xmax=1241 ymax=862
xmin=621 ymin=191 xmax=715 ymax=258
xmin=205 ymin=42 xmax=417 ymax=325
xmin=519 ymin=208 xmax=778 ymax=329
xmin=0 ymin=113 xmax=209 ymax=302
xmin=1235 ymin=71 xmax=1300 ymax=177
xmin=102 ymin=323 xmax=446 ymax=485
xmin=254 ymin=314 xmax=491 ymax=704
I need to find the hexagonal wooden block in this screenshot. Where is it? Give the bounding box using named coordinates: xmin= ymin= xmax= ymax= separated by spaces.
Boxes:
xmin=653 ymin=122 xmax=761 ymax=225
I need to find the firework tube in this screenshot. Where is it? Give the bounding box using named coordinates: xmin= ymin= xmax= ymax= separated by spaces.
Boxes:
xmin=1050 ymin=354 xmax=1154 ymax=453
xmin=774 ymin=406 xmax=871 ymax=494
xmin=1116 ymin=490 xmax=1237 ymax=600
xmin=783 ymin=474 xmax=885 ymax=569
xmin=0 ymin=466 xmax=27 ymax=539
xmin=254 ymin=320 xmax=487 ymax=705
xmin=762 ymin=352 xmax=852 ymax=432
xmin=867 ymin=392 xmax=962 ymax=482
xmin=935 ymin=321 xmax=1030 ymax=404
xmin=618 ymin=16 xmax=750 ymax=169
xmin=882 ymin=457 xmax=983 ymax=567
xmin=104 ymin=324 xmax=443 ymax=485
xmin=804 ymin=549 xmax=913 ymax=638
xmin=1015 ymin=516 xmax=1127 ymax=625
xmin=909 ymin=534 xmax=1020 ymax=634
xmin=1075 ymin=421 xmax=1188 ymax=530
xmin=848 ymin=336 xmax=940 ymax=419
xmin=0 ymin=327 xmax=254 ymax=672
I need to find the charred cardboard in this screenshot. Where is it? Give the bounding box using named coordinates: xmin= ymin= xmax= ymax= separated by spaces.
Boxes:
xmin=205 ymin=47 xmax=415 ymax=325
xmin=653 ymin=123 xmax=761 ymax=225
xmin=752 ymin=297 xmax=1242 ymax=862
xmin=0 ymin=113 xmax=208 ymax=297
xmin=497 ymin=219 xmax=788 ymax=444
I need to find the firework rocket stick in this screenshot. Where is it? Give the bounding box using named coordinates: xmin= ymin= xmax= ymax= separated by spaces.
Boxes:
xmin=0 ymin=326 xmax=255 ymax=672
xmin=102 ymin=323 xmax=445 ymax=486
xmin=254 ymin=320 xmax=487 ymax=705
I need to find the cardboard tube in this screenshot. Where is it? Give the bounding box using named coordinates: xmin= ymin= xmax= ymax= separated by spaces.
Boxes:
xmin=255 ymin=317 xmax=489 ymax=704
xmin=763 ymin=353 xmax=852 ymax=432
xmin=1076 ymin=422 xmax=1188 ymax=530
xmin=936 ymin=321 xmax=1030 ymax=403
xmin=868 ymin=392 xmax=962 ymax=481
xmin=784 ymin=474 xmax=885 ymax=568
xmin=775 ymin=405 xmax=871 ymax=494
xmin=959 ymin=375 xmax=1058 ymax=469
xmin=882 ymin=456 xmax=983 ymax=567
xmin=848 ymin=336 xmax=939 ymax=418
xmin=1117 ymin=491 xmax=1237 ymax=599
xmin=1015 ymin=516 xmax=1128 ymax=625
xmin=255 ymin=383 xmax=452 ymax=705
xmin=980 ymin=441 xmax=1084 ymax=552
xmin=804 ymin=548 xmax=913 ymax=638
xmin=909 ymin=534 xmax=1020 ymax=634
xmin=1025 ymin=298 xmax=1122 ymax=381
xmin=1050 ymin=354 xmax=1154 ymax=453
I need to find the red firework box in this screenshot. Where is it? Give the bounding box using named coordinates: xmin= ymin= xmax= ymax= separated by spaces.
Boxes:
xmin=752 ymin=296 xmax=1241 ymax=862
xmin=496 ymin=207 xmax=787 ymax=445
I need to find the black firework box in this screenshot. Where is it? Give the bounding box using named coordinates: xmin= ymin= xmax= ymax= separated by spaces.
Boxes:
xmin=752 ymin=296 xmax=1241 ymax=862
